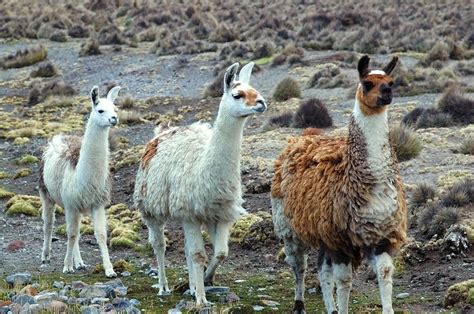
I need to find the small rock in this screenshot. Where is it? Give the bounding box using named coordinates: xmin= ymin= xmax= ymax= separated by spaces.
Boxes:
xmin=112 ymin=297 xmax=130 ymax=310
xmin=27 ymin=303 xmax=42 ymax=313
xmin=20 ymin=285 xmax=38 ymax=296
xmin=76 ymin=298 xmax=89 ymax=305
xmin=145 ymin=268 xmax=158 ymax=277
xmin=91 ymin=297 xmax=110 ymax=304
xmin=204 ymin=286 xmax=230 ymax=294
xmin=12 ymin=294 xmax=36 ymax=306
xmin=253 ymin=305 xmax=265 ymax=311
xmin=53 ymin=281 xmax=65 ymax=289
xmin=6 ymin=240 xmax=25 ymax=252
xmin=168 ymin=309 xmax=182 ymax=314
xmin=121 ymin=271 xmax=131 ymax=277
xmin=129 ymin=299 xmax=140 ymax=306
xmin=6 ymin=272 xmax=32 ymax=287
xmin=396 ymin=292 xmax=410 ymax=299
xmin=80 ymin=285 xmax=112 ymax=299
xmin=261 ymin=300 xmax=280 ymax=307
xmin=50 ymin=300 xmax=68 ymax=313
xmin=103 ymin=303 xmax=115 ymax=312
xmin=225 ymin=292 xmax=240 ymax=303
xmin=234 ymin=279 xmax=245 ymax=283
xmin=308 ymin=287 xmax=318 ymax=294
xmin=72 ymin=281 xmax=88 ymax=291
xmin=0 ymin=307 xmax=10 ymax=314
xmin=80 ymin=305 xmax=101 ymax=314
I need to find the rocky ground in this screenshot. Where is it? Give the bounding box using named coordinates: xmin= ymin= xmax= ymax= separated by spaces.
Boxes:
xmin=0 ymin=35 xmax=473 ymax=313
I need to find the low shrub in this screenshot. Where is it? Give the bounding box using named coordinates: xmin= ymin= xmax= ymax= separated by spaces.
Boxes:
xmin=292 ymin=98 xmax=333 ymax=128
xmin=437 ymin=86 xmax=474 ymax=124
xmin=411 ymin=183 xmax=436 ymax=208
xmin=389 ymin=124 xmax=422 ymax=162
xmin=1 ymin=45 xmax=47 ymax=69
xmin=273 ymin=77 xmax=301 ymax=101
xmin=30 ymin=62 xmax=58 ymax=78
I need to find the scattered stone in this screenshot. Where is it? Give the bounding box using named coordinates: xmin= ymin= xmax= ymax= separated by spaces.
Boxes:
xmin=53 ymin=281 xmax=65 ymax=289
xmin=204 ymin=286 xmax=230 ymax=294
xmin=80 ymin=305 xmax=101 ymax=314
xmin=91 ymin=297 xmax=110 ymax=304
xmin=225 ymin=292 xmax=240 ymax=303
xmin=11 ymin=294 xmax=36 ymax=305
xmin=129 ymin=299 xmax=140 ymax=306
xmin=396 ymin=292 xmax=410 ymax=299
xmin=20 ymin=285 xmax=38 ymax=296
xmin=145 ymin=268 xmax=159 ymax=277
xmin=0 ymin=301 xmax=11 ymax=307
xmin=50 ymin=300 xmax=68 ymax=313
xmin=121 ymin=271 xmax=131 ymax=277
xmin=308 ymin=287 xmax=318 ymax=294
xmin=71 ymin=281 xmax=88 ymax=291
xmin=6 ymin=272 xmax=32 ymax=287
xmin=6 ymin=240 xmax=25 ymax=252
xmin=253 ymin=305 xmax=265 ymax=311
xmin=35 ymin=291 xmax=59 ymax=305
xmin=261 ymin=299 xmax=280 ymax=307
xmin=79 ymin=285 xmax=113 ymax=299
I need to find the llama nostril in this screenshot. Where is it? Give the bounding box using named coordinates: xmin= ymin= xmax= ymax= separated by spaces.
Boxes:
xmin=110 ymin=117 xmax=118 ymax=125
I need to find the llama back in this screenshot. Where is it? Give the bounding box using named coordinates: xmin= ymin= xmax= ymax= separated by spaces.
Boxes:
xmin=135 ymin=122 xmax=243 ymax=222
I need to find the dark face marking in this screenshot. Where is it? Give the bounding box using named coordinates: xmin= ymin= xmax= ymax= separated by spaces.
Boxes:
xmin=91 ymin=87 xmax=99 ymax=106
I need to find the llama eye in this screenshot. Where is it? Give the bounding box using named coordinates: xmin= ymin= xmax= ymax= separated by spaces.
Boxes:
xmin=232 ymin=94 xmax=242 ymax=100
xmin=98 ymin=110 xmax=104 ymax=114
xmin=363 ymin=81 xmax=374 ymax=91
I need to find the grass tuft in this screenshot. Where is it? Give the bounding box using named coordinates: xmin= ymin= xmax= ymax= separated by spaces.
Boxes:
xmin=292 ymin=98 xmax=333 ymax=128
xmin=437 ymin=85 xmax=474 ymax=124
xmin=389 ymin=124 xmax=422 ymax=162
xmin=440 ymin=179 xmax=473 ymax=208
xmin=17 ymin=154 xmax=39 ymax=165
xmin=1 ymin=45 xmax=47 ymax=69
xmin=458 ymin=136 xmax=474 ymax=155
xmin=411 ymin=183 xmax=436 ymax=208
xmin=273 ymin=77 xmax=301 ymax=101
xmin=30 ymin=62 xmax=58 ymax=78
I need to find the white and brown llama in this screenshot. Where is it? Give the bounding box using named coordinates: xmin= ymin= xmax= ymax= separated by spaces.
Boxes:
xmin=40 ymin=86 xmax=121 ymax=277
xmin=271 ymin=55 xmax=407 ymax=314
xmin=133 ymin=62 xmax=267 ymax=306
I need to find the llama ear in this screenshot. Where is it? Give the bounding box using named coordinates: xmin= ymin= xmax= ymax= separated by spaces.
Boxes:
xmin=91 ymin=86 xmax=99 ymax=106
xmin=358 ymin=55 xmax=370 ymax=79
xmin=238 ymin=62 xmax=254 ymax=84
xmin=107 ymin=86 xmax=121 ymax=103
xmin=383 ymin=56 xmax=399 ymax=75
xmin=224 ymin=62 xmax=239 ymax=92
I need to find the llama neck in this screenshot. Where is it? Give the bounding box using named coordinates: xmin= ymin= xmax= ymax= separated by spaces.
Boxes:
xmin=205 ymin=105 xmax=246 ymax=177
xmin=350 ymin=100 xmax=392 ymax=179
xmin=75 ymin=119 xmax=110 ymax=185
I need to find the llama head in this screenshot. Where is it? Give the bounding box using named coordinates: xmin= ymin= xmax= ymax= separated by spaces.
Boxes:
xmin=221 ymin=62 xmax=267 ymax=118
xmin=89 ymin=86 xmax=120 ymax=127
xmin=356 ymin=55 xmax=398 ymax=116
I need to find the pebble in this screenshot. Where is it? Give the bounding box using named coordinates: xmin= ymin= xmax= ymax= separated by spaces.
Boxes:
xmin=308 ymin=287 xmax=318 ymax=294
xmin=11 ymin=294 xmax=36 ymax=305
xmin=79 ymin=285 xmax=111 ymax=299
xmin=261 ymin=300 xmax=280 ymax=307
xmin=253 ymin=305 xmax=265 ymax=311
xmin=204 ymin=286 xmax=230 ymax=294
xmin=80 ymin=305 xmax=101 ymax=314
xmin=91 ymin=297 xmax=110 ymax=304
xmin=72 ymin=281 xmax=88 ymax=291
xmin=129 ymin=299 xmax=140 ymax=306
xmin=396 ymin=292 xmax=410 ymax=299
xmin=145 ymin=268 xmax=159 ymax=277
xmin=53 ymin=281 xmax=65 ymax=289
xmin=121 ymin=271 xmax=131 ymax=277
xmin=6 ymin=272 xmax=32 ymax=287
xmin=225 ymin=292 xmax=240 ymax=303
xmin=50 ymin=300 xmax=68 ymax=313
xmin=35 ymin=292 xmax=59 ymax=305
xmin=20 ymin=285 xmax=38 ymax=296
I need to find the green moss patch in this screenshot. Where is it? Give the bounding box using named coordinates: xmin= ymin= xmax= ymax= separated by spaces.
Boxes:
xmin=0 ymin=187 xmax=15 ymax=199
xmin=444 ymin=279 xmax=474 ymax=307
xmin=0 ymin=171 xmax=10 ymax=179
xmin=17 ymin=154 xmax=39 ymax=164
xmin=14 ymin=168 xmax=32 ymax=178
xmin=230 ymin=214 xmax=263 ymax=243
xmin=6 ymin=200 xmax=39 ymax=216
xmin=110 ymin=236 xmax=137 ymax=249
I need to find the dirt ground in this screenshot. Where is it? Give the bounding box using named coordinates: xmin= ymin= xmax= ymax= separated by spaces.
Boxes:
xmin=1 ymin=37 xmax=473 ymax=313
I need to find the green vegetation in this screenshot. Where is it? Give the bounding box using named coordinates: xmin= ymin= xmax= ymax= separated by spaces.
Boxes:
xmin=389 ymin=125 xmax=422 ymax=162
xmin=17 ymin=154 xmax=39 ymax=165
xmin=273 ymin=77 xmax=301 ymax=101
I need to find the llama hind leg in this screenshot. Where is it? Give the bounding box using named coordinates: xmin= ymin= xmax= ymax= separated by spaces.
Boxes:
xmin=284 ymin=238 xmax=307 ymax=314
xmin=318 ymin=248 xmax=336 ymax=313
xmin=40 ymin=189 xmax=55 ymax=264
xmin=371 ymin=252 xmax=395 ymax=314
xmin=183 ymin=221 xmax=210 ymax=307
xmin=145 ymin=216 xmax=170 ymax=295
xmin=92 ymin=207 xmax=116 ymax=277
xmin=333 ymin=259 xmax=353 ymax=314
xmin=204 ymin=220 xmax=233 ymax=285
xmin=63 ymin=208 xmax=80 ymax=273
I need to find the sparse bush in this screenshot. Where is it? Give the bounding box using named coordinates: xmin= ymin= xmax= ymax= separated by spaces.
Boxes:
xmin=308 ymin=63 xmax=351 ymax=88
xmin=417 ymin=204 xmax=460 ymax=239
xmin=79 ymin=39 xmax=101 ymax=57
xmin=455 ymin=61 xmax=474 ymax=76
xmin=292 ymin=98 xmax=333 ymax=128
xmin=411 ymin=183 xmax=436 ymax=208
xmin=268 ymin=112 xmax=293 ymax=128
xmin=118 ymin=95 xmax=135 ymax=109
xmin=415 ymin=109 xmax=453 ymax=129
xmin=98 ymin=25 xmax=126 ymax=45
xmin=253 ymin=41 xmax=275 ymax=59
xmin=30 ymin=62 xmax=58 ymax=78
xmin=437 ymin=86 xmax=474 ymax=124
xmin=402 ymin=107 xmax=425 ymax=127
xmin=68 ymin=24 xmax=89 ymax=38
xmin=271 ymin=44 xmax=304 ymax=67
xmin=441 ymin=179 xmax=473 ymax=208
xmin=118 ymin=111 xmax=142 ymax=124
xmin=209 ymin=24 xmax=237 ymax=43
xmin=423 ymin=42 xmax=450 ymax=65
xmin=273 ymin=77 xmax=301 ymax=101
xmin=204 ymin=72 xmax=225 ymax=98
xmin=50 ymin=30 xmax=67 ymax=42
xmin=1 ymin=45 xmax=47 ymax=69
xmin=389 ymin=124 xmax=422 ymax=162
xmin=449 ymin=43 xmax=465 ymax=60
xmin=458 ymin=136 xmax=474 ymax=155
xmin=28 ymin=80 xmax=76 ymax=106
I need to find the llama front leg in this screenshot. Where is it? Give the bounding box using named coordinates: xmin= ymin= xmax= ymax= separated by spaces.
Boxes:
xmin=284 ymin=238 xmax=307 ymax=314
xmin=63 ymin=208 xmax=80 ymax=273
xmin=204 ymin=220 xmax=233 ymax=285
xmin=40 ymin=190 xmax=55 ymax=264
xmin=185 ymin=237 xmax=196 ymax=296
xmin=318 ymin=250 xmax=337 ymax=314
xmin=146 ymin=217 xmax=170 ymax=295
xmin=372 ymin=252 xmax=395 ymax=314
xmin=333 ymin=262 xmax=353 ymax=314
xmin=183 ymin=221 xmax=210 ymax=307
xmin=72 ymin=212 xmax=87 ymax=269
xmin=92 ymin=207 xmax=116 ymax=277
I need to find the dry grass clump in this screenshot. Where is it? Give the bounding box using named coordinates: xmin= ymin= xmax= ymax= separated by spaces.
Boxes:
xmin=455 ymin=60 xmax=474 ymax=76
xmin=1 ymin=45 xmax=47 ymax=69
xmin=267 ymin=112 xmax=293 ymax=128
xmin=252 ymin=41 xmax=275 ymax=60
xmin=415 ymin=109 xmax=453 ymax=129
xmin=68 ymin=24 xmax=89 ymax=38
xmin=273 ymin=77 xmax=301 ymax=101
xmin=28 ymin=80 xmax=76 ymax=106
xmin=204 ymin=72 xmax=225 ymax=98
xmin=394 ymin=66 xmax=459 ymax=97
xmin=308 ymin=63 xmax=351 ymax=88
xmin=118 ymin=111 xmax=143 ymax=125
xmin=79 ymin=38 xmax=101 ymax=57
xmin=402 ymin=107 xmax=425 ymax=127
xmin=437 ymin=86 xmax=474 ymax=124
xmin=440 ymin=179 xmax=473 ymax=208
xmin=422 ymin=42 xmax=450 ymax=65
xmin=457 ymin=136 xmax=474 ymax=155
xmin=49 ymin=30 xmax=68 ymax=42
xmin=389 ymin=124 xmax=422 ymax=162
xmin=117 ymin=95 xmax=135 ymax=109
xmin=411 ymin=183 xmax=437 ymax=208
xmin=30 ymin=62 xmax=58 ymax=78
xmin=292 ymin=98 xmax=333 ymax=128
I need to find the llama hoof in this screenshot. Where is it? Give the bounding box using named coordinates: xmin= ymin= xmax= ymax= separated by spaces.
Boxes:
xmin=75 ymin=262 xmax=88 ymax=270
xmin=41 ymin=258 xmax=50 ymax=264
xmin=158 ymin=287 xmax=171 ymax=296
xmin=105 ymin=269 xmax=117 ymax=278
xmin=63 ymin=265 xmax=75 ymax=274
xmin=195 ymin=298 xmax=213 ymax=308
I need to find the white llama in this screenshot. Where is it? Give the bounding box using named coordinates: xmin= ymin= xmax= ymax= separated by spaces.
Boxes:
xmin=134 ymin=62 xmax=267 ymax=306
xmin=40 ymin=86 xmax=121 ymax=277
